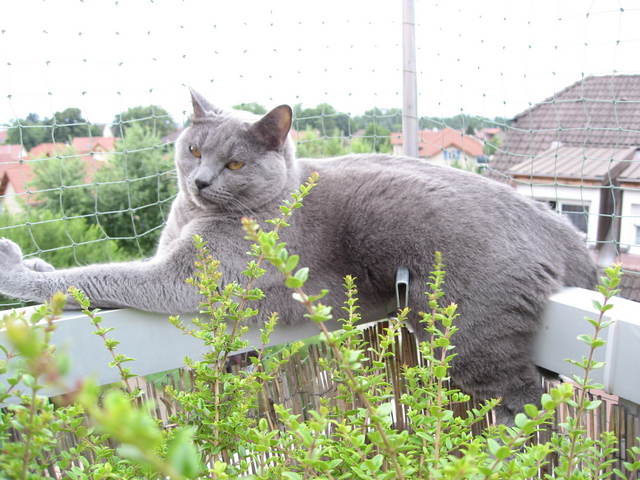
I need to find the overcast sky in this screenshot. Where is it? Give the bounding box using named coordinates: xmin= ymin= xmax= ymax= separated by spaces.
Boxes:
xmin=1 ymin=0 xmax=638 ymax=126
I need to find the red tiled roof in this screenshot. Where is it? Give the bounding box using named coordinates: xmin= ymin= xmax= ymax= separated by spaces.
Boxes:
xmin=391 ymin=128 xmax=483 ymax=158
xmin=71 ymin=136 xmax=116 ymax=154
xmin=0 ymin=144 xmax=25 ymax=163
xmin=29 ymin=142 xmax=67 ymax=159
xmin=0 ymin=164 xmax=34 ymax=197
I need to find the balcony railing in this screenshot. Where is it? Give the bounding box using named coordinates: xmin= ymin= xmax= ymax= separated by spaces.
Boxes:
xmin=1 ymin=287 xmax=638 ymax=407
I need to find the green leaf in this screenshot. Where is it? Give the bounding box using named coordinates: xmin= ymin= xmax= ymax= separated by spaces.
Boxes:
xmin=496 ymin=446 xmax=511 ymax=460
xmin=282 ymin=473 xmax=303 ymax=480
xmin=167 ymin=428 xmax=203 ymax=478
xmin=524 ymin=404 xmax=539 ymax=418
xmin=285 ymin=276 xmax=303 ymax=289
xmin=584 ymin=399 xmax=602 ymax=410
xmin=514 ymin=413 xmax=528 ymax=428
xmin=284 ymin=254 xmax=299 ymax=273
xmin=294 ymin=267 xmax=309 ymax=285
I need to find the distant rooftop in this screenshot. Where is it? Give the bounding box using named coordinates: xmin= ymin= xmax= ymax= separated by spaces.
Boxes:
xmin=491 ymin=74 xmax=640 ymax=177
xmin=508 ymin=146 xmax=636 ymax=183
xmin=391 ymin=127 xmax=483 ymax=158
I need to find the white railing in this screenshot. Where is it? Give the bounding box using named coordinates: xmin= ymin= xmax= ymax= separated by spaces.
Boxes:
xmin=1 ymin=288 xmax=639 ymax=405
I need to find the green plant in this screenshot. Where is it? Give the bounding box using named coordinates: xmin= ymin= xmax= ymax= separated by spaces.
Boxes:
xmin=1 ymin=176 xmax=638 ymax=479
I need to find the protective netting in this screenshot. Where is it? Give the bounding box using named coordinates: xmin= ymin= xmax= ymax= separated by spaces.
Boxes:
xmin=1 ymin=0 xmax=640 ymax=308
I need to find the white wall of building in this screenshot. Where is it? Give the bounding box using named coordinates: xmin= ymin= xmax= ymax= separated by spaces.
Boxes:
xmin=620 ymin=187 xmax=640 ymax=254
xmin=514 ymin=183 xmax=600 ymax=246
xmin=0 ymin=182 xmax=23 ymax=215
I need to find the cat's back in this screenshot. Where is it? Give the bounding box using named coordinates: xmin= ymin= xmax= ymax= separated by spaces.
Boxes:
xmin=296 ymin=154 xmax=596 ymax=290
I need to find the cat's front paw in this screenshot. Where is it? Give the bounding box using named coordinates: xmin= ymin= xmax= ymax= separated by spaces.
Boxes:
xmin=0 ymin=238 xmax=25 ymax=271
xmin=23 ymin=258 xmax=55 ymax=272
xmin=0 ymin=238 xmax=38 ymax=300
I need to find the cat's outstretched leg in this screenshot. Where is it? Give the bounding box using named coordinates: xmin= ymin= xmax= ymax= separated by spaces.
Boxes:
xmin=0 ymin=238 xmax=201 ymax=313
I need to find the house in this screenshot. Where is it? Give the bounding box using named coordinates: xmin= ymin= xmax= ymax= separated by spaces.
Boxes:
xmin=29 ymin=142 xmax=67 ymax=159
xmin=0 ymin=137 xmax=116 ymax=214
xmin=507 ymin=145 xmax=636 ymax=246
xmin=491 ymin=74 xmax=640 ymax=300
xmin=0 ymin=144 xmax=31 ymax=213
xmin=71 ymin=136 xmax=116 ymax=178
xmin=0 ymin=144 xmax=27 ymax=163
xmin=391 ymin=128 xmax=484 ymax=169
xmin=474 ymin=127 xmax=503 ymax=143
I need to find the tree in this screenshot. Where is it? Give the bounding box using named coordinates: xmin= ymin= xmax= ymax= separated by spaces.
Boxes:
xmin=293 ymin=103 xmax=350 ymax=136
xmin=483 ymin=135 xmax=502 ymax=156
xmin=6 ymin=109 xmax=102 ymax=150
xmin=111 ymin=105 xmax=177 ymax=139
xmin=359 ymin=123 xmax=391 ymax=153
xmin=352 ymin=107 xmax=402 ymax=133
xmin=295 ymin=128 xmax=348 ymax=158
xmin=419 ymin=114 xmax=509 ymax=133
xmin=0 ymin=209 xmax=124 ymax=268
xmin=50 ymin=107 xmax=102 ymax=142
xmin=93 ymin=123 xmax=177 ymax=256
xmin=233 ymin=102 xmax=266 ymax=115
xmin=5 ymin=113 xmax=49 ymax=151
xmin=29 ymin=146 xmax=95 ymax=217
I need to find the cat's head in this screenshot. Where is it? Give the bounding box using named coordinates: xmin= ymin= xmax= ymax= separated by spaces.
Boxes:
xmin=175 ymin=89 xmax=296 ymax=213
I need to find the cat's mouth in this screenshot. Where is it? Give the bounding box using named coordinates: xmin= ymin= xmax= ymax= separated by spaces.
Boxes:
xmin=192 ymin=188 xmax=255 ymax=216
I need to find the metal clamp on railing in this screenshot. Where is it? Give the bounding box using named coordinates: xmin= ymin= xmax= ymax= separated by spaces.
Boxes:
xmin=395 ymin=266 xmax=410 ymax=311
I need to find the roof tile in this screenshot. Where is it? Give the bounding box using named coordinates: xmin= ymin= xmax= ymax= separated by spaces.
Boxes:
xmin=491 ymin=75 xmax=640 ymax=177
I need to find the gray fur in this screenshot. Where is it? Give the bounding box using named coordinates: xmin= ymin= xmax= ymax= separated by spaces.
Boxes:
xmin=0 ymin=90 xmax=596 ymax=421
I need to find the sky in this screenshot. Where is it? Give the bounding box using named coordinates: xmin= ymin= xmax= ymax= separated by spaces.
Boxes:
xmin=1 ymin=0 xmax=639 ymax=126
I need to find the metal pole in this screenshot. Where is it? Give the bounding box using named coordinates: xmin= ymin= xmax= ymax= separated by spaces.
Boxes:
xmin=402 ymin=0 xmax=419 ymax=158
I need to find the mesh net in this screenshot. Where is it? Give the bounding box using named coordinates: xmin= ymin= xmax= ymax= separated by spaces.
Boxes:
xmin=1 ymin=0 xmax=640 ymax=308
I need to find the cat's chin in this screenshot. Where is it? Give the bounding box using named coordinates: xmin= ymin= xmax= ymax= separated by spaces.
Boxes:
xmin=187 ymin=190 xmax=219 ymax=209
xmin=189 ymin=191 xmax=235 ymax=214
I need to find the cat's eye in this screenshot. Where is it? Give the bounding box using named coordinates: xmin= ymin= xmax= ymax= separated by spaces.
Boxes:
xmin=188 ymin=145 xmax=202 ymax=158
xmin=226 ymin=160 xmax=245 ymax=170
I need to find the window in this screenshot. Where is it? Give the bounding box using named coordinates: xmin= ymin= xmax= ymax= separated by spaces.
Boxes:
xmin=560 ymin=204 xmax=589 ymax=234
xmin=632 ymin=204 xmax=640 ymax=245
xmin=443 ymin=149 xmax=461 ymax=161
xmin=544 ymin=200 xmax=589 ymax=234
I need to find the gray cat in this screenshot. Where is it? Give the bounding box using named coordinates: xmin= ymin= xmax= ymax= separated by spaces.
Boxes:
xmin=0 ymin=89 xmax=596 ymax=422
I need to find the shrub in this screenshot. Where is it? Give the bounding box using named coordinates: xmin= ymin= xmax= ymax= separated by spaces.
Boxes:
xmin=1 ymin=175 xmax=639 ymax=479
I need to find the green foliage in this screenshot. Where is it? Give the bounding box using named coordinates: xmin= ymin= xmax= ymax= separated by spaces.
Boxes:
xmin=293 ymin=103 xmax=350 ymax=136
xmin=29 ymin=146 xmax=95 ymax=217
xmin=5 ymin=109 xmax=102 ymax=151
xmin=49 ymin=108 xmax=103 ymax=142
xmin=111 ymin=105 xmax=177 ymax=139
xmin=26 ymin=123 xmax=176 ymax=257
xmin=484 ymin=134 xmax=503 ymax=156
xmin=419 ymin=113 xmax=509 ymax=133
xmin=233 ymin=102 xmax=267 ymax=115
xmin=0 ymin=209 xmax=124 ymax=308
xmin=295 ymin=127 xmax=349 ymax=157
xmin=1 ymin=185 xmax=637 ymax=479
xmin=352 ymin=107 xmax=403 ymax=133
xmin=360 ymin=123 xmax=392 ymax=153
xmin=0 ymin=209 xmax=123 ymax=267
xmin=92 ymin=123 xmax=177 ymax=256
xmin=295 ymin=126 xmax=391 ymax=158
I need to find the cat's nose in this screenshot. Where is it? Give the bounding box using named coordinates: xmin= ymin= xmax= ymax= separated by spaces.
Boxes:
xmin=195 ymin=179 xmax=211 ymax=191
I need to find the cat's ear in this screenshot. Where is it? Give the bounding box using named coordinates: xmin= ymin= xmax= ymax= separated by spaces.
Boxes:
xmin=250 ymin=105 xmax=293 ymax=150
xmin=189 ymin=87 xmax=222 ymax=118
